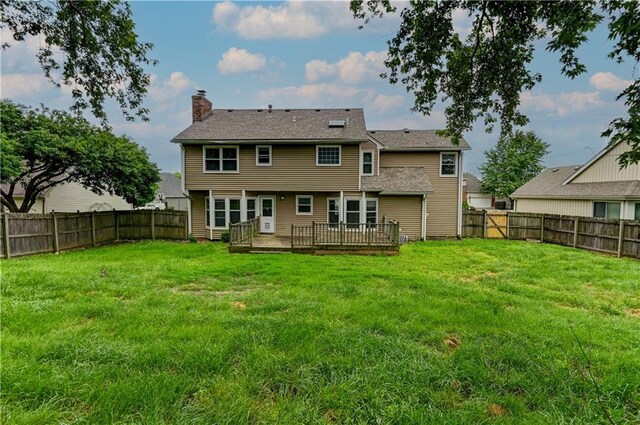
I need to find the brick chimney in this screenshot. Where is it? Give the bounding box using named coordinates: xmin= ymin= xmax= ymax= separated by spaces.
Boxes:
xmin=192 ymin=90 xmax=212 ymax=123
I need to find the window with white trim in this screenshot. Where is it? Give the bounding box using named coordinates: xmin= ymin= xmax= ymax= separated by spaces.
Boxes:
xmin=214 ymin=199 xmax=226 ymax=228
xmin=346 ymin=199 xmax=361 ymax=228
xmin=366 ymin=199 xmax=377 ymax=224
xmin=593 ymin=201 xmax=621 ymax=219
xmin=317 ymin=146 xmax=341 ymax=166
xmin=204 ymin=146 xmax=239 ymax=172
xmin=362 ymin=151 xmax=373 ymax=175
xmin=256 ymin=145 xmax=272 ymax=166
xmin=328 ymin=199 xmax=340 ymax=227
xmin=296 ymin=195 xmax=313 ymax=215
xmin=440 ymin=152 xmax=457 ymax=176
xmin=229 ymin=199 xmax=241 ymax=225
xmin=247 ymin=198 xmax=256 ymax=220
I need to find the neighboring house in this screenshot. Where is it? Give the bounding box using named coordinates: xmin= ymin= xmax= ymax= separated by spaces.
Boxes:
xmin=512 ymin=141 xmax=640 ymax=220
xmin=463 ymin=173 xmax=493 ymax=209
xmin=143 ymin=173 xmax=189 ymax=210
xmin=0 ymin=181 xmax=132 ymax=213
xmin=172 ymin=91 xmax=469 ymax=241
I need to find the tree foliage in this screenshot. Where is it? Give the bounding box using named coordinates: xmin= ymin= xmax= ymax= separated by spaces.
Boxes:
xmin=350 ymin=0 xmax=640 ymax=166
xmin=480 ymin=130 xmax=549 ymax=199
xmin=0 ymin=100 xmax=160 ymax=213
xmin=1 ymin=0 xmax=157 ymax=125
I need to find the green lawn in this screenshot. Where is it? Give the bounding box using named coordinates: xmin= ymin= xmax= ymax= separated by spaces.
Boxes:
xmin=1 ymin=240 xmax=639 ymax=424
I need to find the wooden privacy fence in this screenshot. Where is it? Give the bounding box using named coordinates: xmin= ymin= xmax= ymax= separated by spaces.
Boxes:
xmin=0 ymin=210 xmax=188 ymax=258
xmin=291 ymin=221 xmax=400 ymax=248
xmin=462 ymin=210 xmax=640 ymax=259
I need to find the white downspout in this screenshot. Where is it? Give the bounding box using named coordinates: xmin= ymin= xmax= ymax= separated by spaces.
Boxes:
xmin=421 ymin=194 xmax=427 ymax=240
xmin=340 ymin=190 xmax=345 ymax=222
xmin=241 ymin=190 xmax=247 ymax=221
xmin=361 ymin=191 xmax=366 ymax=229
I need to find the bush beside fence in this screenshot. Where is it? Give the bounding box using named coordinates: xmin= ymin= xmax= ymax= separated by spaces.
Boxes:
xmin=0 ymin=210 xmax=187 ymax=258
xmin=462 ymin=210 xmax=640 ymax=259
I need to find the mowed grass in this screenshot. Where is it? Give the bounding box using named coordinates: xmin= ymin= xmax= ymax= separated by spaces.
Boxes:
xmin=1 ymin=240 xmax=639 ymax=424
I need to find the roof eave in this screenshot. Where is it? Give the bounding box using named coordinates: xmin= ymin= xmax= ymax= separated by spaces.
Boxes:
xmin=171 ymin=138 xmax=367 ymax=145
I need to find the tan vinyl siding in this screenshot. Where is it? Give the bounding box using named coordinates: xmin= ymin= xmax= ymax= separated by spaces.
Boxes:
xmin=379 ymin=195 xmax=422 ymax=240
xmin=184 ymin=144 xmax=360 ymax=192
xmin=44 ymin=181 xmax=132 ymax=212
xmin=572 ymin=143 xmax=640 ymax=183
xmin=190 ymin=191 xmax=208 ymax=238
xmin=273 ymin=193 xmax=329 ymax=236
xmin=515 ymin=199 xmax=593 ymax=217
xmin=380 ymin=151 xmax=459 ymax=237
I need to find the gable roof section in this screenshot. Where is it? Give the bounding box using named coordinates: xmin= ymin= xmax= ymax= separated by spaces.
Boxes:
xmin=361 ymin=167 xmax=433 ymax=194
xmin=172 ymin=108 xmax=368 ymax=142
xmin=367 ymin=130 xmax=470 ymax=151
xmin=511 ymin=165 xmax=640 ymax=199
xmin=463 ymin=172 xmax=484 ymax=192
xmin=562 ymin=141 xmax=620 ymax=185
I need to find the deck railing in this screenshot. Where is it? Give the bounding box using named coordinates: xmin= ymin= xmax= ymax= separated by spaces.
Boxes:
xmin=229 ymin=217 xmax=260 ymax=247
xmin=291 ymin=221 xmax=400 ymax=248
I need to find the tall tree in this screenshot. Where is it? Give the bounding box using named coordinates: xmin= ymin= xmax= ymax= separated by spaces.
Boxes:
xmin=350 ymin=1 xmax=640 ymax=167
xmin=0 ymin=100 xmax=160 ymax=213
xmin=480 ymin=130 xmax=549 ymax=199
xmin=1 ymin=0 xmax=157 ymax=124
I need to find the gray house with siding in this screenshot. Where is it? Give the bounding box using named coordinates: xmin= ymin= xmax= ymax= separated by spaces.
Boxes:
xmin=171 ymin=91 xmax=470 ymax=241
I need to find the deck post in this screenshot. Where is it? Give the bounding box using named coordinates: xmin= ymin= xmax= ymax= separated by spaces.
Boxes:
xmin=312 ymin=221 xmax=316 ymax=246
xmin=250 ymin=220 xmax=253 ymax=248
xmin=2 ymin=213 xmax=10 ymax=259
xmin=540 ymin=214 xmax=545 ymax=242
xmin=52 ymin=212 xmax=59 ymax=254
xmin=339 ymin=222 xmax=344 ymax=246
xmin=395 ymin=221 xmax=400 ymax=245
xmin=573 ymin=217 xmax=579 ymax=248
xmin=617 ymin=220 xmax=625 ymax=258
xmin=228 ymin=222 xmax=232 ymax=246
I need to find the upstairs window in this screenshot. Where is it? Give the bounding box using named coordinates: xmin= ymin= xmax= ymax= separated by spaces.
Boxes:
xmin=440 ymin=152 xmax=457 ymax=177
xmin=362 ymin=151 xmax=373 ymax=175
xmin=296 ymin=195 xmax=313 ymax=215
xmin=317 ymin=146 xmax=341 ymax=166
xmin=204 ymin=146 xmax=239 ymax=172
xmin=593 ymin=202 xmax=621 ymax=219
xmin=256 ymin=145 xmax=272 ymax=166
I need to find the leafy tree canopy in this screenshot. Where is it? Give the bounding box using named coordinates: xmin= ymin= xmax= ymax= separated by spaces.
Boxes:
xmin=0 ymin=100 xmax=160 ymax=213
xmin=351 ymin=0 xmax=640 ymax=166
xmin=480 ymin=130 xmax=550 ymax=199
xmin=1 ymin=0 xmax=157 ymax=125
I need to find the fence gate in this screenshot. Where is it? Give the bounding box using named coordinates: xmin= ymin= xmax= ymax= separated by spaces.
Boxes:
xmin=486 ymin=211 xmax=508 ymax=239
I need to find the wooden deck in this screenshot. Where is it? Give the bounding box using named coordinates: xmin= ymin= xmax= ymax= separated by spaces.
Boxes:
xmin=228 ymin=234 xmax=399 ymax=255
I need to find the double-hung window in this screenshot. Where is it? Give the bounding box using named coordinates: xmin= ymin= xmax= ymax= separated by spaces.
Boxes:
xmin=593 ymin=201 xmax=621 ymax=219
xmin=346 ymin=200 xmax=361 ymax=228
xmin=317 ymin=146 xmax=341 ymax=166
xmin=256 ymin=145 xmax=272 ymax=166
xmin=366 ymin=199 xmax=377 ymax=224
xmin=206 ymin=197 xmax=241 ymax=229
xmin=204 ymin=146 xmax=239 ymax=172
xmin=296 ymin=195 xmax=313 ymax=215
xmin=440 ymin=152 xmax=457 ymax=177
xmin=229 ymin=199 xmax=241 ymax=225
xmin=247 ymin=198 xmax=256 ymax=220
xmin=328 ymin=199 xmax=340 ymax=227
xmin=361 ymin=151 xmax=373 ymax=175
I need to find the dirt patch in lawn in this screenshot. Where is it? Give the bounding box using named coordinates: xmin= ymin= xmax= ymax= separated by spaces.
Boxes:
xmin=460 ymin=271 xmax=499 ymax=284
xmin=444 ymin=336 xmax=461 ymax=350
xmin=488 ymin=403 xmax=507 ymax=416
xmin=626 ymin=308 xmax=640 ymax=317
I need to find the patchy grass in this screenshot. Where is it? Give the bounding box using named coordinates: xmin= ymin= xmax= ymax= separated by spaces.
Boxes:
xmin=1 ymin=239 xmax=639 ymax=424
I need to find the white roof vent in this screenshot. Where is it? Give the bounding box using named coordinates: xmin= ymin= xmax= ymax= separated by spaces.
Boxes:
xmin=328 ymin=119 xmax=346 ymax=128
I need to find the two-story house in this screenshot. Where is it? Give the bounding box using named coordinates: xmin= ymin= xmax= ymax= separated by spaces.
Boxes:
xmin=172 ymin=91 xmax=469 ymax=242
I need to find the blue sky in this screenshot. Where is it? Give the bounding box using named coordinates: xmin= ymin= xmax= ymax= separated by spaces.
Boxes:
xmin=2 ymin=1 xmax=636 ymax=175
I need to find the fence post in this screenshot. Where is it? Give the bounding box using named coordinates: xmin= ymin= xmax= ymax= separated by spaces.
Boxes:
xmin=483 ymin=210 xmax=487 ymax=239
xmin=52 ymin=212 xmax=59 ymax=254
xmin=540 ymin=214 xmax=545 ymax=242
xmin=339 ymin=222 xmax=344 ymax=246
xmin=506 ymin=212 xmax=510 ymax=240
xmin=2 ymin=214 xmax=10 ymax=259
xmin=151 ymin=209 xmax=155 ymax=241
xmin=184 ymin=211 xmax=188 ymax=240
xmin=115 ymin=210 xmax=120 ymax=241
xmin=91 ymin=211 xmax=96 ymax=246
xmin=617 ymin=220 xmax=625 ymax=258
xmin=573 ymin=217 xmax=579 ymax=248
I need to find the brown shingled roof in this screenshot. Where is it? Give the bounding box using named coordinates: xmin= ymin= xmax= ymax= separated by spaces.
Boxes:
xmin=172 ymin=108 xmax=368 ymax=142
xmin=368 ymin=130 xmax=470 ymax=150
xmin=361 ymin=167 xmax=433 ymax=194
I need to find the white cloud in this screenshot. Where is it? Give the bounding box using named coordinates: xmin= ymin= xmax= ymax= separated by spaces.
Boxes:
xmin=520 ymin=90 xmax=604 ymax=117
xmin=305 ymin=51 xmax=387 ymax=84
xmin=1 ymin=73 xmax=47 ymax=97
xmin=217 ymin=47 xmax=266 ymax=75
xmin=257 ymin=83 xmax=374 ymax=108
xmin=589 ymin=72 xmax=633 ymax=92
xmin=370 ymin=94 xmax=405 ymax=114
xmin=212 ymin=1 xmax=366 ymax=39
xmin=148 ymin=71 xmax=195 ymax=102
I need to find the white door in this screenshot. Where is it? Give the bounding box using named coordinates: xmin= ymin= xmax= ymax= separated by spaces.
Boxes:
xmin=260 ymin=197 xmax=275 ymax=233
